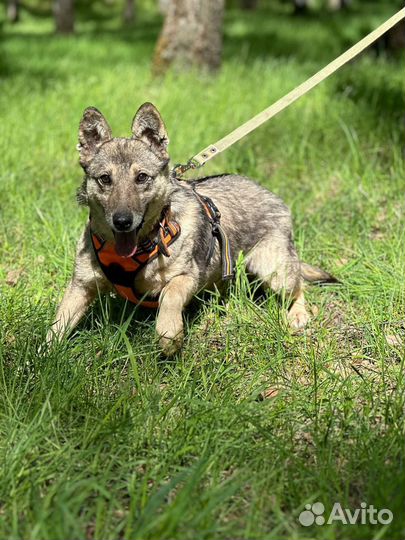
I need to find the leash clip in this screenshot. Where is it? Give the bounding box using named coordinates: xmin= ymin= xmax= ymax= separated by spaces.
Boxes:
xmin=172 ymin=158 xmax=201 ymax=179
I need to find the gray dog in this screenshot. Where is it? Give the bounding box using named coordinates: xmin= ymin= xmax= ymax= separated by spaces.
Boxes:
xmin=48 ymin=102 xmax=335 ymax=354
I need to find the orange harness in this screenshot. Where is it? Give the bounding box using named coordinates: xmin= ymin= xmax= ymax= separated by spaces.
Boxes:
xmin=90 ymin=193 xmax=233 ymax=309
xmin=90 ymin=211 xmax=181 ymax=308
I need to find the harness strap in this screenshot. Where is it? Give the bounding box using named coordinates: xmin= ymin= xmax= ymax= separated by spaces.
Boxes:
xmin=90 ymin=208 xmax=181 ymax=308
xmin=157 ymin=209 xmax=178 ymax=257
xmin=91 ymin=231 xmax=161 ymax=307
xmin=214 ymin=224 xmax=233 ymax=281
xmin=193 ymin=189 xmax=234 ymax=280
xmin=114 ymin=285 xmax=160 ymax=309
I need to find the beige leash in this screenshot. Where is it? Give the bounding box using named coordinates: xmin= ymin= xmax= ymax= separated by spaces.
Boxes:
xmin=173 ymin=7 xmax=405 ymax=177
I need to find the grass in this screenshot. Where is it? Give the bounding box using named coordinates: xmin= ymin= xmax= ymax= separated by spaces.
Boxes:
xmin=0 ymin=1 xmax=404 ymax=539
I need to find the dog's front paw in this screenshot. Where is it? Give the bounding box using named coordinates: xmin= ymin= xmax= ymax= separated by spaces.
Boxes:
xmin=45 ymin=325 xmax=64 ymax=346
xmin=159 ymin=333 xmax=183 ymax=356
xmin=38 ymin=329 xmax=60 ymax=356
xmin=45 ymin=329 xmax=56 ymax=346
xmin=287 ymin=305 xmax=310 ymax=330
xmin=156 ymin=315 xmax=184 ymax=356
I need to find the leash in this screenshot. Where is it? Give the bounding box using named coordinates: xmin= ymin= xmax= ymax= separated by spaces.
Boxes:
xmin=172 ymin=7 xmax=405 ymax=178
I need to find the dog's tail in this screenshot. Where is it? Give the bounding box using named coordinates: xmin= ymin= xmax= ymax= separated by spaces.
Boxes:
xmin=300 ymin=262 xmax=340 ymax=284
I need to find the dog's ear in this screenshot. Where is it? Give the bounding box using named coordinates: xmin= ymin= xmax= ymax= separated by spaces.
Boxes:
xmin=78 ymin=107 xmax=112 ymax=166
xmin=131 ymin=102 xmax=169 ymax=159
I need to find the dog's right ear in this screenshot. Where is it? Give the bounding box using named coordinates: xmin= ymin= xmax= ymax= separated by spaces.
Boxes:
xmin=131 ymin=102 xmax=169 ymax=159
xmin=78 ymin=107 xmax=112 ymax=166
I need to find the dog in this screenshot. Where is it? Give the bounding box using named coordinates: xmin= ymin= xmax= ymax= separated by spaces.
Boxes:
xmin=48 ymin=102 xmax=336 ymax=354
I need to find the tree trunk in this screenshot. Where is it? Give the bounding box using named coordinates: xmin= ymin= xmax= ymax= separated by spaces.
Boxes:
xmin=386 ymin=19 xmax=405 ymax=50
xmin=328 ymin=0 xmax=351 ymax=10
xmin=158 ymin=0 xmax=170 ymax=15
xmin=123 ymin=0 xmax=135 ymax=24
xmin=54 ymin=0 xmax=74 ymax=34
xmin=293 ymin=0 xmax=308 ymax=15
xmin=153 ymin=0 xmax=225 ymax=74
xmin=7 ymin=0 xmax=19 ymax=23
xmin=241 ymin=0 xmax=259 ymax=9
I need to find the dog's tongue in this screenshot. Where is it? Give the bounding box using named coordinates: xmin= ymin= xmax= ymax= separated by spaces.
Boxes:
xmin=114 ymin=230 xmax=138 ymax=258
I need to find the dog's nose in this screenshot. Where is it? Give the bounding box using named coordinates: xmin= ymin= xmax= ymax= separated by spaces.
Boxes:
xmin=113 ymin=212 xmax=133 ymax=232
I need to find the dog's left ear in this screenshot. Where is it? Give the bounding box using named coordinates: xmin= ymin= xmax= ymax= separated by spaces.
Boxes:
xmin=78 ymin=107 xmax=112 ymax=167
xmin=131 ymin=102 xmax=169 ymax=159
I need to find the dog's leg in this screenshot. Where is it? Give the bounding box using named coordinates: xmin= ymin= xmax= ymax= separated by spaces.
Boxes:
xmin=47 ymin=228 xmax=110 ymax=343
xmin=156 ymin=274 xmax=197 ymax=355
xmin=48 ymin=280 xmax=99 ymax=342
xmin=287 ymin=287 xmax=310 ymax=330
xmin=245 ymin=237 xmax=310 ymax=330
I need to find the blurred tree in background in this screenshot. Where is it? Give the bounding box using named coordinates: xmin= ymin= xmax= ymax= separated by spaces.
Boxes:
xmin=241 ymin=0 xmax=259 ymax=9
xmin=292 ymin=0 xmax=351 ymax=15
xmin=153 ymin=0 xmax=225 ymax=74
xmin=122 ymin=0 xmax=135 ymax=24
xmin=158 ymin=0 xmax=168 ymax=14
xmin=53 ymin=0 xmax=74 ymax=33
xmin=6 ymin=0 xmax=19 ymax=22
xmin=328 ymin=0 xmax=351 ymax=10
xmin=1 ymin=0 xmax=404 ymax=62
xmin=293 ymin=0 xmax=308 ymax=15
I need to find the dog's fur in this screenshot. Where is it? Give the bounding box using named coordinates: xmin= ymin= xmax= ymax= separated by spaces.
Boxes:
xmin=49 ymin=102 xmax=336 ymax=354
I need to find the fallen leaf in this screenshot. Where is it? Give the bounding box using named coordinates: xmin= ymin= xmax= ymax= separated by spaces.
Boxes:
xmin=5 ymin=335 xmax=16 ymax=346
xmin=386 ymin=334 xmax=402 ymax=347
xmin=336 ymin=257 xmax=349 ymax=267
xmin=370 ymin=227 xmax=384 ymax=240
xmin=5 ymin=268 xmax=23 ymax=287
xmin=258 ymin=387 xmax=280 ymax=401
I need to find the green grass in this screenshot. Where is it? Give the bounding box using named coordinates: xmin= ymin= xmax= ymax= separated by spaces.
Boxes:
xmin=1 ymin=2 xmax=405 ymax=539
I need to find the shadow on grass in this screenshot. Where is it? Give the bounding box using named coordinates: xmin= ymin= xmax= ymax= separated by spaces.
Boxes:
xmin=77 ymin=278 xmax=278 ymax=358
xmin=334 ymin=68 xmax=405 ymax=123
xmin=2 ymin=0 xmax=400 ymax=79
xmin=80 ymin=292 xmax=209 ymax=337
xmin=1 ymin=1 xmax=402 ymax=130
xmin=223 ymin=1 xmax=397 ymax=63
xmin=0 ymin=20 xmax=159 ymax=80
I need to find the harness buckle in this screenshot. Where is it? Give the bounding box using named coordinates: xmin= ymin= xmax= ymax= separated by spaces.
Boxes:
xmin=205 ymin=197 xmax=221 ymax=223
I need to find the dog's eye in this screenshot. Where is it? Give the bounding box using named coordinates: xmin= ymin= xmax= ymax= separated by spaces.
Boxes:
xmin=136 ymin=172 xmax=150 ymax=184
xmin=97 ymin=175 xmax=112 ymax=187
